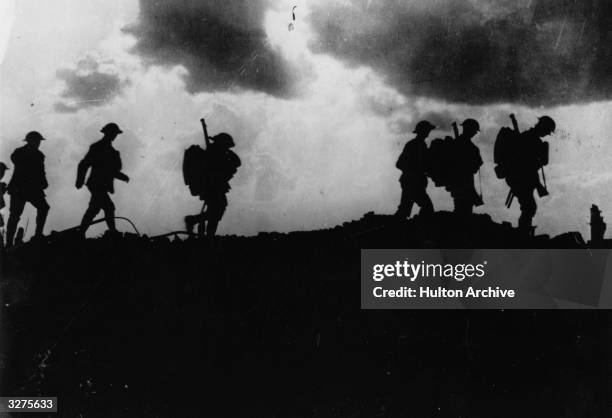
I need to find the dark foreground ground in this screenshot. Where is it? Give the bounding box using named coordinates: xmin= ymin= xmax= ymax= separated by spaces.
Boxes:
xmin=1 ymin=212 xmax=611 ymax=417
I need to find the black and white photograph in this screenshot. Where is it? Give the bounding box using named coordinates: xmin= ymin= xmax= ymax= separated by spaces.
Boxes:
xmin=1 ymin=0 xmax=611 ymax=416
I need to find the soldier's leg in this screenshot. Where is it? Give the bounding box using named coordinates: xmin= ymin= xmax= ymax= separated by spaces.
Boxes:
xmin=454 ymin=195 xmax=474 ymax=218
xmin=206 ymin=194 xmax=228 ymax=237
xmin=100 ymin=192 xmax=116 ymax=231
xmin=516 ymin=189 xmax=537 ymax=234
xmin=80 ymin=192 xmax=103 ymax=233
xmin=396 ymin=183 xmax=414 ymax=218
xmin=414 ymin=187 xmax=433 ymax=216
xmin=6 ymin=195 xmax=26 ymax=246
xmin=453 ymin=195 xmax=466 ymax=215
xmin=29 ymin=194 xmax=50 ymax=237
xmin=197 ymin=203 xmax=208 ymax=236
xmin=184 ymin=202 xmax=206 ymax=234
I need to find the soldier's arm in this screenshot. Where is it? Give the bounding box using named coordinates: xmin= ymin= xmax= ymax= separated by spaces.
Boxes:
xmin=115 ymin=172 xmax=129 ymax=182
xmin=114 ymin=152 xmax=129 ymax=182
xmin=224 ymin=151 xmax=241 ymax=177
xmin=230 ymin=151 xmax=241 ymax=169
xmin=41 ymin=155 xmax=48 ymax=190
xmin=10 ymin=149 xmax=20 ymax=165
xmin=76 ymin=147 xmax=93 ymax=188
xmin=473 ymin=149 xmax=483 ymax=173
xmin=396 ymin=145 xmax=408 ymax=170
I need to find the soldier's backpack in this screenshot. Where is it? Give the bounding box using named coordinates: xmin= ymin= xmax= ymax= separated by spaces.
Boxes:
xmin=493 ymin=127 xmax=518 ymax=179
xmin=427 ymin=136 xmax=455 ymax=187
xmin=182 ymin=145 xmax=208 ymax=196
xmin=494 ymin=127 xmax=549 ymax=179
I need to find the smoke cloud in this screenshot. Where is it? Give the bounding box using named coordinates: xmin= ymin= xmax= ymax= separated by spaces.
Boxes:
xmin=54 ymin=56 xmax=128 ymax=113
xmin=309 ymin=0 xmax=612 ymax=106
xmin=126 ymin=0 xmax=296 ymax=97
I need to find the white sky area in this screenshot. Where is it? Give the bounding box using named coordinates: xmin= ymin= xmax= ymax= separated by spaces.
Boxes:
xmin=1 ymin=0 xmax=611 ymax=239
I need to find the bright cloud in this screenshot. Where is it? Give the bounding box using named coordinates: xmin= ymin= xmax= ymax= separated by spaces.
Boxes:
xmin=1 ymin=0 xmax=610 ymax=240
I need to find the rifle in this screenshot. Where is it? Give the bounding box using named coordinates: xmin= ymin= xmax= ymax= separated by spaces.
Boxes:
xmin=504 ymin=114 xmax=548 ymax=209
xmin=510 ymin=113 xmax=519 ymax=132
xmin=200 ymin=118 xmax=210 ymax=148
xmin=515 ymin=113 xmax=549 ymax=197
xmin=198 ymin=118 xmax=210 ymax=235
xmin=452 ymin=122 xmax=459 ymax=139
xmin=505 ymin=114 xmax=520 ymax=208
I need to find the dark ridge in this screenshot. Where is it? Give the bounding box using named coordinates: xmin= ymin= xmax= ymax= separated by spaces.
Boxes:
xmin=1 ymin=212 xmax=610 ymax=416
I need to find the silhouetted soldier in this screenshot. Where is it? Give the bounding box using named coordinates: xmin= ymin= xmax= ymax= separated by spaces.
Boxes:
xmin=76 ymin=123 xmax=129 ymax=235
xmin=6 ymin=132 xmax=50 ymax=246
xmin=506 ymin=116 xmax=555 ymax=234
xmin=15 ymin=227 xmax=25 ymax=246
xmin=447 ymin=119 xmax=483 ymax=216
xmin=395 ymin=120 xmax=435 ymax=218
xmin=0 ymin=162 xmax=8 ymax=247
xmin=185 ymin=133 xmax=241 ymax=237
xmin=0 ymin=162 xmax=8 ymax=230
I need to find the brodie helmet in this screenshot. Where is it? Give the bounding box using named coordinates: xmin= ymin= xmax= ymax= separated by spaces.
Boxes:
xmin=24 ymin=131 xmax=46 ymax=142
xmin=461 ymin=118 xmax=480 ymax=133
xmin=413 ymin=120 xmax=436 ymax=134
xmin=537 ymin=116 xmax=556 ymax=134
xmin=212 ymin=133 xmax=235 ymax=148
xmin=100 ymin=123 xmax=123 ymax=135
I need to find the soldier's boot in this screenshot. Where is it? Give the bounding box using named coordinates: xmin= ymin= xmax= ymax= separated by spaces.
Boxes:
xmin=206 ymin=219 xmax=219 ymax=237
xmin=395 ymin=190 xmax=413 ymax=219
xmin=105 ymin=209 xmax=116 ymax=232
xmin=184 ymin=216 xmax=197 ymax=234
xmin=185 ymin=212 xmax=207 ymax=235
xmin=197 ymin=220 xmax=206 ymax=236
xmin=80 ymin=208 xmax=98 ymax=236
xmin=518 ymin=215 xmax=534 ymax=236
xmin=6 ymin=213 xmax=20 ymax=247
xmin=34 ymin=205 xmax=49 ymax=238
xmin=395 ymin=203 xmax=413 ymax=219
xmin=417 ymin=194 xmax=434 ymax=218
xmin=15 ymin=228 xmax=24 ymax=245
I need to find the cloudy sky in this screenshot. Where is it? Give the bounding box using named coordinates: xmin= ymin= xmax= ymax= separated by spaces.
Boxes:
xmin=1 ymin=0 xmax=612 ymax=238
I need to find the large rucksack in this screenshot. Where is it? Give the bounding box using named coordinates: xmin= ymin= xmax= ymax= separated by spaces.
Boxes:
xmin=427 ymin=136 xmax=454 ymax=187
xmin=182 ymin=145 xmax=208 ymax=196
xmin=493 ymin=127 xmax=518 ymax=179
xmin=494 ymin=127 xmax=549 ymax=179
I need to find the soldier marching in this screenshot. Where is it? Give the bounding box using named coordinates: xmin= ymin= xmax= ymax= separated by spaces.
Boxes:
xmin=5 ymin=131 xmax=50 ymax=247
xmin=1 ymin=112 xmax=561 ymax=244
xmin=76 ymin=123 xmax=130 ymax=236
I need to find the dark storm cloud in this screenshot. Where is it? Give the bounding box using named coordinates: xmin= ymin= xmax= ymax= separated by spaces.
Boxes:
xmin=125 ymin=0 xmax=295 ymax=97
xmin=54 ymin=57 xmax=128 ymax=113
xmin=309 ymin=0 xmax=612 ymax=106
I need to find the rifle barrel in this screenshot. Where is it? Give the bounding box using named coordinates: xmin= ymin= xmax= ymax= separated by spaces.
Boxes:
xmin=452 ymin=122 xmax=459 ymax=139
xmin=510 ymin=114 xmax=520 ymax=133
xmin=200 ymin=118 xmax=210 ymax=148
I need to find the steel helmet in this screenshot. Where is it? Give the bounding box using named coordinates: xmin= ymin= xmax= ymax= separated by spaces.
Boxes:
xmin=461 ymin=118 xmax=480 ymax=132
xmin=212 ymin=133 xmax=235 ymax=148
xmin=100 ymin=123 xmax=123 ymax=135
xmin=537 ymin=116 xmax=556 ymax=134
xmin=413 ymin=120 xmax=436 ymax=134
xmin=24 ymin=131 xmax=46 ymax=142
